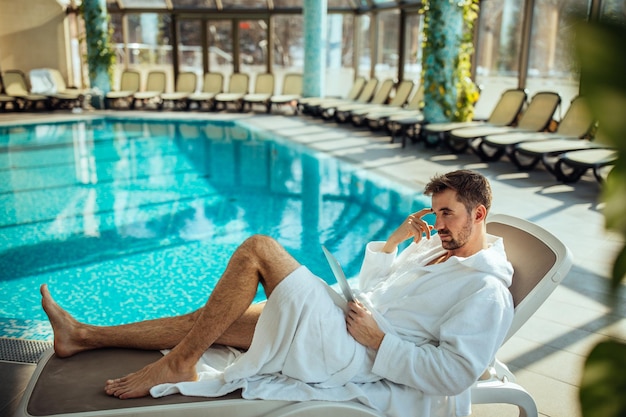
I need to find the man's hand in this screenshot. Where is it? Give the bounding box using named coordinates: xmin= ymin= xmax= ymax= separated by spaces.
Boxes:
xmin=382 ymin=208 xmax=434 ymax=253
xmin=346 ymin=300 xmax=384 ymax=350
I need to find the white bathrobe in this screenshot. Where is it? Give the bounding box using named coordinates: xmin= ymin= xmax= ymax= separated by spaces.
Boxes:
xmin=151 ymin=234 xmax=514 ymax=417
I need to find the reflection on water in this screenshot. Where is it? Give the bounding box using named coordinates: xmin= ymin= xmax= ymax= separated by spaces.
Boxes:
xmin=0 ymin=118 xmax=428 ymax=338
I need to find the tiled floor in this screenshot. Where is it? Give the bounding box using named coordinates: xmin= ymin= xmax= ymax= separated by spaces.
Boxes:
xmin=1 ymin=109 xmax=624 ymax=417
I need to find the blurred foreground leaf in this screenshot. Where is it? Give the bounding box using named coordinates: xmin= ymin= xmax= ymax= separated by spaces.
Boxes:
xmin=580 ymin=341 xmax=626 ymax=417
xmin=576 ymin=20 xmax=626 ymax=289
xmin=575 ymin=18 xmax=626 ymax=417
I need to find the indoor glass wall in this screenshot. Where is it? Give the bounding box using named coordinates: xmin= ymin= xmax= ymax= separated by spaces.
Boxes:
xmin=101 ymin=0 xmax=608 ymax=111
xmin=474 ymin=0 xmax=526 ymax=113
xmin=273 ymin=14 xmax=304 ymax=94
xmin=239 ymin=19 xmax=268 ymax=75
xmin=110 ymin=13 xmax=174 ymax=91
xmin=208 ymin=20 xmax=234 ymax=76
xmin=177 ymin=19 xmax=203 ymax=77
xmin=525 ymin=0 xmax=590 ymax=112
xmin=374 ymin=9 xmax=401 ymax=82
xmin=403 ymin=12 xmax=423 ymax=85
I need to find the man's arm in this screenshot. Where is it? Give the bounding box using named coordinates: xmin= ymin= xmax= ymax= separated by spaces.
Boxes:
xmin=350 ymin=208 xmax=435 ymax=345
xmin=371 ymin=282 xmax=513 ymax=396
xmin=382 ymin=208 xmax=434 ymax=253
xmin=346 ymin=300 xmax=385 ymax=350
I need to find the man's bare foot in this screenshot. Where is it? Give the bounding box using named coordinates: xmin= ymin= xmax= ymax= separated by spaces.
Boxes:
xmin=104 ymin=356 xmax=197 ymax=399
xmin=40 ymin=284 xmax=90 ymax=358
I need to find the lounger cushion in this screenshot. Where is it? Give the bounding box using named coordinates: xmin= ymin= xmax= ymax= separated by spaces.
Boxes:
xmin=27 ymin=349 xmax=243 ymax=415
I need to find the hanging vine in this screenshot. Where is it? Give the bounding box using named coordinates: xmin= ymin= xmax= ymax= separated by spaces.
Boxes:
xmin=78 ymin=0 xmax=116 ymax=88
xmin=421 ymin=0 xmax=480 ymax=122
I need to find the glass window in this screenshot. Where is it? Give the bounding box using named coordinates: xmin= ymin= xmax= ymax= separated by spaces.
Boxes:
xmin=120 ymin=0 xmax=169 ymax=8
xmin=106 ymin=0 xmax=121 ymax=12
xmin=208 ymin=20 xmax=233 ymax=75
xmin=273 ymin=0 xmax=304 ymax=8
xmin=526 ymin=0 xmax=589 ymax=112
xmin=239 ymin=19 xmax=268 ymax=74
xmin=338 ymin=13 xmax=354 ymax=68
xmin=474 ymin=0 xmax=526 ymax=115
xmin=171 ymin=0 xmax=217 ymax=8
xmin=326 ymin=13 xmax=356 ymax=98
xmin=273 ymin=14 xmax=303 ymax=95
xmin=177 ymin=19 xmax=203 ymax=77
xmin=357 ymin=14 xmax=372 ymax=77
xmin=109 ymin=13 xmax=126 ymax=87
xmin=221 ymin=0 xmax=268 ymax=8
xmin=125 ymin=13 xmax=173 ymax=66
xmin=374 ymin=9 xmax=400 ymax=81
xmin=601 ymin=0 xmax=626 ymax=20
xmin=125 ymin=13 xmax=173 ymax=90
xmin=273 ymin=14 xmax=304 ymax=72
xmin=327 ymin=0 xmax=355 ymax=8
xmin=403 ymin=12 xmax=423 ymax=84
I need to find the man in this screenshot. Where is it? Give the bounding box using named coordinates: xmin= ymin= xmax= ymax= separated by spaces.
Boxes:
xmin=41 ymin=169 xmax=513 ymax=417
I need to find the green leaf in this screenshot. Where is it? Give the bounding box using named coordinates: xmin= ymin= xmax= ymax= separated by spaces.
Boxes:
xmin=611 ymin=245 xmax=626 ymax=291
xmin=602 ymin=165 xmax=626 ymax=233
xmin=580 ymin=341 xmax=626 ymax=417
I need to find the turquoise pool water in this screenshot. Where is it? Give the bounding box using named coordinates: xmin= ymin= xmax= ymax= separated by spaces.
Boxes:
xmin=0 ymin=117 xmax=429 ymax=341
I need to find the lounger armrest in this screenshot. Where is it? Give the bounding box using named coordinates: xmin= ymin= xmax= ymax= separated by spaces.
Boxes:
xmin=471 ymin=380 xmax=538 ymax=417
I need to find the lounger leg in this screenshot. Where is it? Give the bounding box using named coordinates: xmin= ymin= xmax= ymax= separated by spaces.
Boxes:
xmin=473 ymin=141 xmax=506 ymax=162
xmin=388 ymin=122 xmax=398 ymax=144
xmin=508 ymin=150 xmax=542 ymax=171
xmin=553 ymin=158 xmax=586 ymax=183
xmin=445 ymin=137 xmax=470 ymax=154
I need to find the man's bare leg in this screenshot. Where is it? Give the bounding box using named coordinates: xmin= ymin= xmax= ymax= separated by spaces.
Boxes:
xmin=41 ymin=285 xmax=264 ymax=358
xmin=103 ymin=235 xmax=300 ymax=399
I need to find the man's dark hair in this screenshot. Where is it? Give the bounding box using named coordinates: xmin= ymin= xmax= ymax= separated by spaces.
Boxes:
xmin=424 ymin=170 xmax=492 ymax=213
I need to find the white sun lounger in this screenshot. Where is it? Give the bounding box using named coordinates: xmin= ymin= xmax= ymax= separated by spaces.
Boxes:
xmin=14 ymin=214 xmax=571 ymax=417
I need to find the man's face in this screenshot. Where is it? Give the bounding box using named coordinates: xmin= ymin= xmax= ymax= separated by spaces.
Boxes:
xmin=431 ymin=189 xmax=475 ymax=251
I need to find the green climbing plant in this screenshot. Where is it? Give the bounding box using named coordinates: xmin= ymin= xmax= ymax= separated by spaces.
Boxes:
xmin=78 ymin=0 xmax=115 ymax=90
xmin=420 ymin=0 xmax=480 ymax=122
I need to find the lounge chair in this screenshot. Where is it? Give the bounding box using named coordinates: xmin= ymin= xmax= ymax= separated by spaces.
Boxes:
xmin=132 ymin=71 xmax=167 ymax=110
xmin=475 ymin=96 xmax=594 ymax=162
xmin=0 ymin=93 xmax=18 ymax=111
xmin=188 ymin=72 xmax=224 ymax=110
xmin=318 ymin=78 xmax=379 ymax=120
xmin=214 ymin=73 xmax=250 ymax=112
xmin=46 ymin=68 xmax=86 ymax=109
xmin=333 ymin=78 xmax=396 ymax=123
xmin=348 ymin=79 xmax=414 ymax=126
xmin=508 ymin=129 xmax=611 ymax=174
xmin=269 ymin=73 xmax=303 ymax=114
xmin=472 ymin=214 xmax=572 ymax=417
xmin=365 ymin=84 xmax=424 ymax=132
xmin=372 ymin=86 xmax=426 ymax=146
xmin=0 ymin=73 xmax=20 ymax=111
xmin=447 ymin=91 xmax=561 ymax=155
xmin=14 ymin=215 xmax=570 ymax=417
xmin=421 ymin=89 xmax=528 ymax=149
xmin=0 ymin=75 xmax=20 ymax=111
xmin=553 ymin=147 xmax=618 ymax=183
xmin=242 ymin=73 xmax=275 ymax=112
xmin=1 ymin=70 xmax=50 ymax=110
xmin=298 ymin=76 xmax=366 ymax=116
xmin=104 ymin=70 xmax=141 ymax=109
xmin=160 ymin=72 xmax=198 ymax=110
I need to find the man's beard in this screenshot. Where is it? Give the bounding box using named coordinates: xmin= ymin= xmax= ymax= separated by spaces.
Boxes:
xmin=438 ymin=218 xmax=473 ymax=250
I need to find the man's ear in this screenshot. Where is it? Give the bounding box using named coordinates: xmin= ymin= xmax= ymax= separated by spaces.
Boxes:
xmin=474 ymin=205 xmax=487 ymax=223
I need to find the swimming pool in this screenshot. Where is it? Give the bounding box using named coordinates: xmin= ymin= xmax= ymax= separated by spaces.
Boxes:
xmin=0 ymin=117 xmax=430 ymax=341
